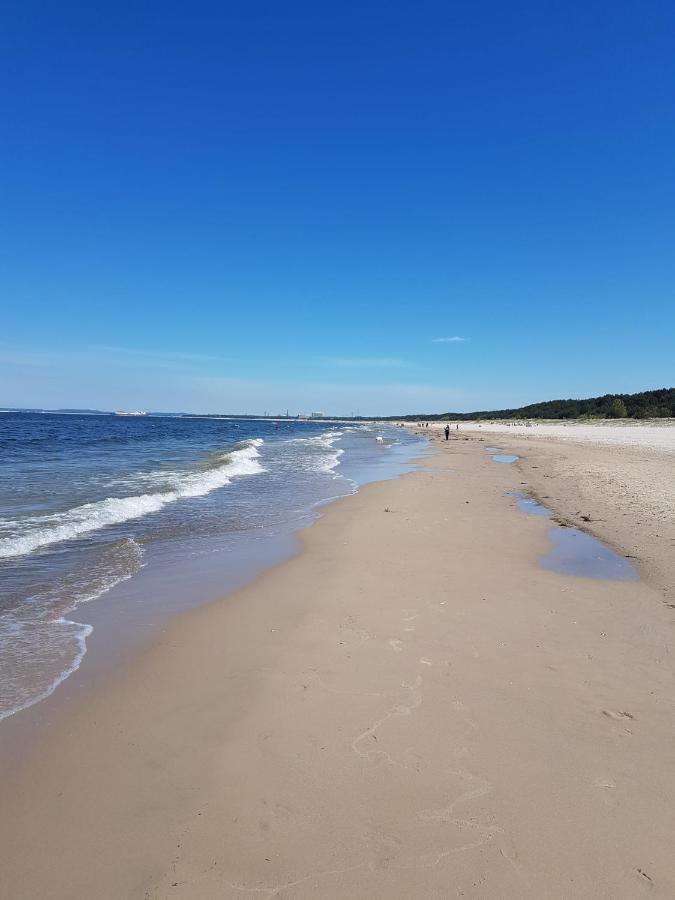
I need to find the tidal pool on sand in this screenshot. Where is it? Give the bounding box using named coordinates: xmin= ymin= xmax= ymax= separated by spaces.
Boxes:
xmin=515 ymin=494 xmax=638 ymax=581
xmin=486 ymin=447 xmax=520 ymax=463
xmin=516 ymin=496 xmax=552 ymax=517
xmin=543 ymin=528 xmax=638 ymax=581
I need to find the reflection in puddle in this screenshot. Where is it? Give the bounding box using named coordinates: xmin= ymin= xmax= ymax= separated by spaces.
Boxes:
xmin=514 ymin=493 xmax=638 ymax=581
xmin=543 ymin=529 xmax=638 ymax=581
xmin=516 ymin=496 xmax=551 ymax=517
xmin=485 ymin=447 xmax=520 ymax=463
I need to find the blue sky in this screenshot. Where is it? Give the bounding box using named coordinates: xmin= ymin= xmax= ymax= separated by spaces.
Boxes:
xmin=2 ymin=0 xmax=674 ymax=415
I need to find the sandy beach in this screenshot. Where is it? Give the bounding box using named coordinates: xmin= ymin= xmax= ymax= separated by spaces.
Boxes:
xmin=2 ymin=430 xmax=675 ymax=898
xmin=459 ymin=419 xmax=675 ymax=453
xmin=430 ymin=420 xmax=675 ymax=605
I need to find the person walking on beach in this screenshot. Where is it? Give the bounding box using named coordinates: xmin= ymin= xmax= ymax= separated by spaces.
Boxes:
xmin=444 ymin=425 xmax=450 ymax=440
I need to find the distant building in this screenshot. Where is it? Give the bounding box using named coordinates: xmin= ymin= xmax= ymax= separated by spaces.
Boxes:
xmin=309 ymin=411 xmax=324 ymax=419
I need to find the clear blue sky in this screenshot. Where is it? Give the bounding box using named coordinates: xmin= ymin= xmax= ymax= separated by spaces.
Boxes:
xmin=2 ymin=1 xmax=674 ymax=415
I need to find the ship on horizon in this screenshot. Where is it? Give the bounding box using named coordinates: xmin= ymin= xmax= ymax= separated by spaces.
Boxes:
xmin=113 ymin=410 xmax=147 ymax=417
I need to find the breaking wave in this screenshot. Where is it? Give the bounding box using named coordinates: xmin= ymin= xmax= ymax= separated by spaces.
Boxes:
xmin=286 ymin=430 xmax=344 ymax=475
xmin=0 ymin=440 xmax=264 ymax=559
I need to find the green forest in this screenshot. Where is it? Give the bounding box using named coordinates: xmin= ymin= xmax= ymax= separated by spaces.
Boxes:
xmin=384 ymin=387 xmax=675 ymax=422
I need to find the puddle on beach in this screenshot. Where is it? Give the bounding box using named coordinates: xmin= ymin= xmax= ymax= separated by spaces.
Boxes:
xmin=516 ymin=496 xmax=552 ymax=517
xmin=514 ymin=494 xmax=638 ymax=581
xmin=486 ymin=447 xmax=519 ymax=463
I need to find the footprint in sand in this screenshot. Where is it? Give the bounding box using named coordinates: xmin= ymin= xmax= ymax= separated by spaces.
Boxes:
xmin=594 ymin=779 xmax=616 ymax=789
xmin=602 ymin=709 xmax=634 ymax=721
xmin=419 ymin=657 xmax=433 ymax=666
xmin=635 ymin=867 xmax=653 ymax=886
xmin=389 ymin=639 xmax=403 ymax=652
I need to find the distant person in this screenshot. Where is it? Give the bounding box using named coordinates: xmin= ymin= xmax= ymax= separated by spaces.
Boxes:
xmin=444 ymin=425 xmax=450 ymax=440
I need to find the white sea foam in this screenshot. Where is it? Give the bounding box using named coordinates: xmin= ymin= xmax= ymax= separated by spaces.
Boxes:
xmin=0 ymin=537 xmax=144 ymax=721
xmin=287 ymin=431 xmax=344 ymax=475
xmin=0 ymin=440 xmax=264 ymax=559
xmin=0 ymin=619 xmax=93 ymax=723
xmin=310 ymin=431 xmax=344 ymax=474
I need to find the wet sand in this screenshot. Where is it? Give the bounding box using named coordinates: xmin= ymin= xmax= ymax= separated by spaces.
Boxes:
xmin=435 ymin=422 xmax=675 ymax=605
xmin=2 ymin=436 xmax=675 ymax=898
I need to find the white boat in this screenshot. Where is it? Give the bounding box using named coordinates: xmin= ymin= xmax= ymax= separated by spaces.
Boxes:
xmin=114 ymin=410 xmax=147 ymax=417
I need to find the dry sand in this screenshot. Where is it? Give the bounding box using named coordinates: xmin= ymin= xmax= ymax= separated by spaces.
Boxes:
xmin=459 ymin=419 xmax=675 ymax=453
xmin=1 ymin=434 xmax=675 ymax=898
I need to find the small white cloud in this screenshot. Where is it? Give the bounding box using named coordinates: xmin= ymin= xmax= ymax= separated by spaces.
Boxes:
xmin=432 ymin=336 xmax=469 ymax=343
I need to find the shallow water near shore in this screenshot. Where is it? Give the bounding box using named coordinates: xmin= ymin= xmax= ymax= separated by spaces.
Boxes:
xmin=515 ymin=493 xmax=638 ymax=581
xmin=0 ymin=413 xmax=427 ymax=724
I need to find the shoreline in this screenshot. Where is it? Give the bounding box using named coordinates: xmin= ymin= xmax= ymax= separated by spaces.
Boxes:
xmin=2 ymin=435 xmax=675 ymax=897
xmin=0 ymin=424 xmax=426 ymax=742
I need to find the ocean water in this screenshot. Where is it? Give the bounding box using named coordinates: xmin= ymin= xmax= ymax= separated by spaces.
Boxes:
xmin=0 ymin=412 xmax=424 ymax=722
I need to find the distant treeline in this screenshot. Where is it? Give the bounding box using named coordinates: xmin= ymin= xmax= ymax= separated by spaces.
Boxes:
xmin=379 ymin=387 xmax=675 ymax=422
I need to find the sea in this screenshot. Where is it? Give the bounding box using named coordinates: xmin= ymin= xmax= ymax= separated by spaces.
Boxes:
xmin=0 ymin=412 xmax=425 ymax=723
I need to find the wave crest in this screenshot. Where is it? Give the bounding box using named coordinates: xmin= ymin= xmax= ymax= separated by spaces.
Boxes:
xmin=287 ymin=431 xmax=344 ymax=474
xmin=0 ymin=440 xmax=265 ymax=559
